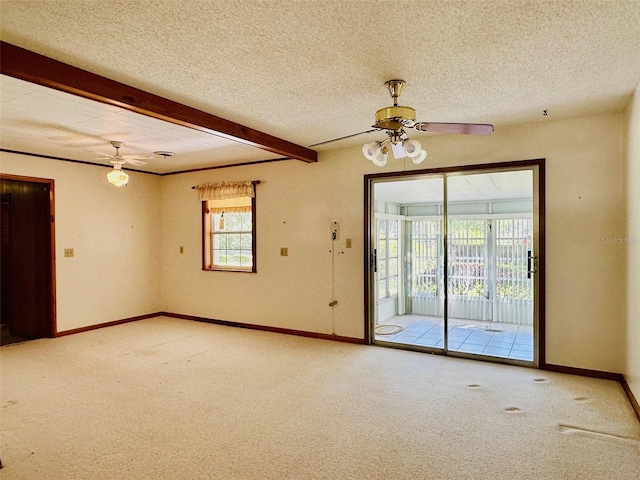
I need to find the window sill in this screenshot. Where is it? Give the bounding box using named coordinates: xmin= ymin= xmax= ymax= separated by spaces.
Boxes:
xmin=202 ymin=266 xmax=256 ymax=273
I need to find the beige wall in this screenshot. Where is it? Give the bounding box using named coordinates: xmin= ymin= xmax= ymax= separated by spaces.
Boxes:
xmin=0 ymin=152 xmax=162 ymax=332
xmin=625 ymin=84 xmax=640 ymax=401
xmin=0 ymin=110 xmax=628 ymax=374
xmin=160 ymin=112 xmax=626 ymax=373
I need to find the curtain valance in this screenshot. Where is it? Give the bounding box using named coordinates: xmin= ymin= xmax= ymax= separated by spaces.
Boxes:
xmin=206 ymin=197 xmax=252 ymax=214
xmin=195 ymin=181 xmax=255 ymax=201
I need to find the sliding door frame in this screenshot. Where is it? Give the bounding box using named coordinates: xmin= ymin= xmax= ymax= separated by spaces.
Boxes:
xmin=364 ymin=159 xmax=546 ymax=367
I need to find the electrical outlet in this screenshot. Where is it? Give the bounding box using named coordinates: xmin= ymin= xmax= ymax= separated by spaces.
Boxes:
xmin=64 ymin=248 xmax=74 ymax=258
xmin=280 ymin=247 xmax=288 ymax=256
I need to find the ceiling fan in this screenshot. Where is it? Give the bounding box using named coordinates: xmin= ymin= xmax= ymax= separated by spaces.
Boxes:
xmin=96 ymin=140 xmax=154 ymax=166
xmin=310 ymin=80 xmax=494 ymax=166
xmin=100 ymin=141 xmax=175 ymax=187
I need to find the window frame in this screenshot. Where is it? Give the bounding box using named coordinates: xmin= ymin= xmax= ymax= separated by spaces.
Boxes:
xmin=202 ymin=196 xmax=257 ymax=273
xmin=377 ymin=217 xmax=399 ymax=300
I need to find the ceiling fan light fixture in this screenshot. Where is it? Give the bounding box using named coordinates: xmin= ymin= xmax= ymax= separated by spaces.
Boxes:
xmin=404 ymin=139 xmax=422 ymax=157
xmin=362 ymin=142 xmax=380 ymax=161
xmin=411 ymin=150 xmax=427 ymax=165
xmin=107 ymin=163 xmax=129 ymax=187
xmin=372 ymin=148 xmax=388 ymax=167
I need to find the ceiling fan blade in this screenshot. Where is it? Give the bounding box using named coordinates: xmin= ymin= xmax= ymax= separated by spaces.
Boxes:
xmin=124 ymin=159 xmax=147 ymax=166
xmin=413 ymin=122 xmax=494 ymax=135
xmin=121 ymin=153 xmax=154 ymax=161
xmin=93 ymin=155 xmax=124 ymax=162
xmin=309 ymin=128 xmax=379 ymax=147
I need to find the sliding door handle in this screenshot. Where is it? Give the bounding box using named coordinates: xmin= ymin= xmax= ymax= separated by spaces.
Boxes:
xmin=527 ymin=250 xmax=537 ymax=279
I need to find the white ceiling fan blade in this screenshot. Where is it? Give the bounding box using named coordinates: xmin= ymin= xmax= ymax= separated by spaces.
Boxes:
xmin=121 ymin=153 xmax=154 ymax=161
xmin=124 ymin=159 xmax=147 ymax=166
xmin=92 ymin=151 xmax=152 ymax=165
xmin=413 ymin=122 xmax=494 ymax=135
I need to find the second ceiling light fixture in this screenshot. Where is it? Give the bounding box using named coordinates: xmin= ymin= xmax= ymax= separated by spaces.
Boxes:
xmin=102 ymin=141 xmax=174 ymax=187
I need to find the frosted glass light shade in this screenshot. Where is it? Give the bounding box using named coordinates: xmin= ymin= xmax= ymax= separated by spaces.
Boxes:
xmin=404 ymin=139 xmax=422 ymax=158
xmin=411 ymin=150 xmax=427 ymax=165
xmin=362 ymin=142 xmax=380 ymax=161
xmin=372 ymin=149 xmax=388 ymax=167
xmin=107 ymin=166 xmax=129 ymax=187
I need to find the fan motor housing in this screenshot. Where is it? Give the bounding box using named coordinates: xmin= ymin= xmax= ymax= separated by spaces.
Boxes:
xmin=374 ymin=105 xmax=416 ymax=130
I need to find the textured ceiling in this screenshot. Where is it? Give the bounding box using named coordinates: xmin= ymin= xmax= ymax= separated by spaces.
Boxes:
xmin=1 ymin=0 xmax=639 ymax=173
xmin=0 ymin=75 xmax=284 ymax=173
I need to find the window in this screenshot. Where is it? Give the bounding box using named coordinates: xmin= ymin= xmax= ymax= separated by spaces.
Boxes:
xmin=199 ymin=181 xmax=257 ymax=272
xmin=377 ymin=218 xmax=399 ymax=299
xmin=406 ymin=217 xmax=533 ymax=301
xmin=409 ymin=219 xmax=441 ymax=297
xmin=495 ymin=218 xmax=533 ymax=300
xmin=448 ymin=219 xmax=488 ymax=298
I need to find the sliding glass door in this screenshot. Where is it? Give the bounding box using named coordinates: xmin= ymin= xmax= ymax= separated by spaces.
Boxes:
xmin=373 ymin=176 xmax=445 ymax=347
xmin=446 ymin=171 xmax=534 ymax=362
xmin=369 ymin=163 xmax=541 ymax=366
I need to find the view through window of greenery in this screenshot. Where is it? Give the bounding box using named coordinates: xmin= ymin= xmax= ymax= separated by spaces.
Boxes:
xmin=411 ymin=219 xmax=440 ymax=296
xmin=449 ymin=219 xmax=487 ymax=297
xmin=409 ymin=218 xmax=532 ymax=301
xmin=212 ymin=212 xmax=253 ymax=268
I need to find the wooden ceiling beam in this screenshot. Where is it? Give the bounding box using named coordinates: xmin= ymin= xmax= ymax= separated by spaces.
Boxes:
xmin=0 ymin=41 xmax=317 ymax=164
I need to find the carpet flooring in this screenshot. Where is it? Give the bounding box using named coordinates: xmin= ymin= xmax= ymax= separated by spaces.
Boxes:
xmin=1 ymin=316 xmax=639 ymax=479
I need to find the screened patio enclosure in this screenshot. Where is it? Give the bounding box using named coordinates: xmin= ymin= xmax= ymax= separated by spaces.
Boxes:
xmin=407 ymin=216 xmax=532 ymax=325
xmin=371 ymin=169 xmax=538 ymax=364
xmin=376 ymin=208 xmax=532 ymax=326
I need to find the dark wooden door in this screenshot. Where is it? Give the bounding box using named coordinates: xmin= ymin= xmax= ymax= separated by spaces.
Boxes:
xmin=0 ymin=178 xmax=54 ymax=338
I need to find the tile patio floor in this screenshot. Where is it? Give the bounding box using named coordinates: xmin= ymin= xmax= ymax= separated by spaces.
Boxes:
xmin=375 ymin=314 xmax=533 ymax=362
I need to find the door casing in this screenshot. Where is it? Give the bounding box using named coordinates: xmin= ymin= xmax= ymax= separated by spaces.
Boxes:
xmin=0 ymin=174 xmax=57 ymax=338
